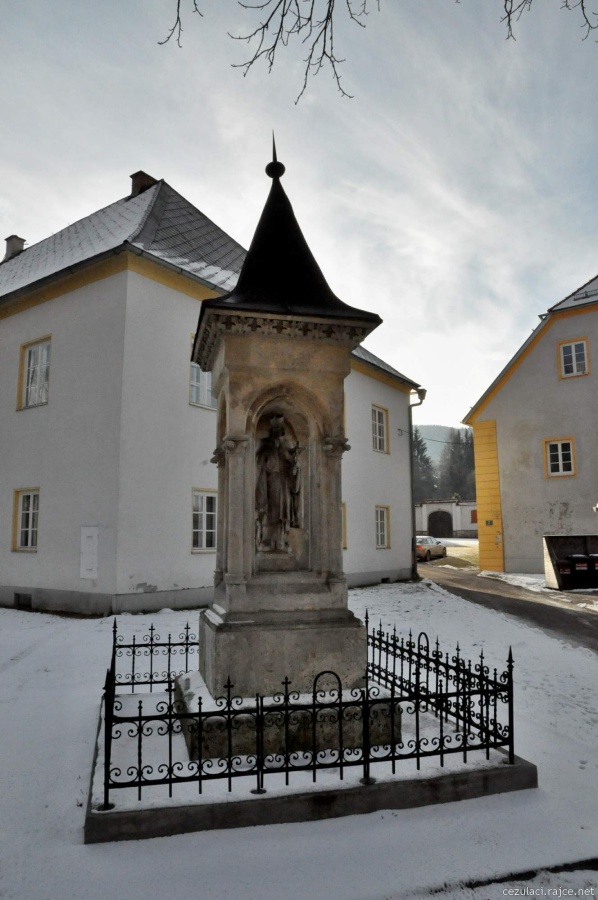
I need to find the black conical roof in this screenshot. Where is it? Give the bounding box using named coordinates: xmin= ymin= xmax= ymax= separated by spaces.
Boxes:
xmin=198 ymin=153 xmax=381 ymax=324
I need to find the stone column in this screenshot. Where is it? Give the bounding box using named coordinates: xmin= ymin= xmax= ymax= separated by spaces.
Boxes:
xmin=322 ymin=437 xmax=351 ymax=581
xmin=210 ymin=445 xmax=226 ymax=594
xmin=222 ymin=434 xmax=248 ymax=608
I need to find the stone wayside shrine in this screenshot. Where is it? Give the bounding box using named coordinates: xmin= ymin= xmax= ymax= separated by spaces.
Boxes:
xmin=191 ymin=147 xmax=381 ymax=698
xmin=85 ymin=150 xmax=537 ymax=843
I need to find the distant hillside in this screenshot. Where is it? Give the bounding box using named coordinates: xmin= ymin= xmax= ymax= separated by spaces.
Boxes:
xmin=417 ymin=425 xmax=468 ymax=465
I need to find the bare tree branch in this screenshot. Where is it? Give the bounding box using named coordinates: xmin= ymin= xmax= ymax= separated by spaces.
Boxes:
xmin=159 ymin=1 xmax=598 ymax=99
xmin=501 ymin=0 xmax=598 ymax=41
xmin=230 ymin=0 xmax=380 ymax=102
xmin=158 ymin=0 xmax=203 ymax=48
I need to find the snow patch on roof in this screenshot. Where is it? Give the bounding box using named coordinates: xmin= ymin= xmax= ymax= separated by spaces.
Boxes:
xmin=0 ymin=181 xmax=246 ymax=299
xmin=0 ymin=185 xmax=160 ymax=298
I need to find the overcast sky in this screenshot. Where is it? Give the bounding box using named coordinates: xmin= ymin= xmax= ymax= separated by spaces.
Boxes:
xmin=3 ymin=1 xmax=598 ymax=426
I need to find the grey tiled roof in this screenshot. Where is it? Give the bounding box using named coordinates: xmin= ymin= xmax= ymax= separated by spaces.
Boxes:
xmin=0 ymin=182 xmax=246 ymax=300
xmin=0 ymin=177 xmax=416 ymax=390
xmin=352 ymin=344 xmax=419 ymax=388
xmin=549 ymin=272 xmax=598 ymax=312
xmin=132 ymin=184 xmax=246 ymax=291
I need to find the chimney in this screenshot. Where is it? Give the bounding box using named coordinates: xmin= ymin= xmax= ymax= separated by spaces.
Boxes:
xmin=3 ymin=235 xmax=26 ymax=263
xmin=130 ymin=171 xmax=158 ymax=198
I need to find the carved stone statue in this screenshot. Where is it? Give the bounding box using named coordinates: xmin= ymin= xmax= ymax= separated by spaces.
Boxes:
xmin=255 ymin=414 xmax=301 ymax=552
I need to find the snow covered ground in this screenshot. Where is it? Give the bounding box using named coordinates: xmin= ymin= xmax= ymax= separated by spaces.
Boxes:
xmin=1 ymin=580 xmax=597 ymax=900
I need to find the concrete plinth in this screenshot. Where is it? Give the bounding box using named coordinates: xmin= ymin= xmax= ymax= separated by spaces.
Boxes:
xmin=85 ymin=749 xmax=539 ymax=843
xmin=199 ymin=606 xmax=366 ymax=697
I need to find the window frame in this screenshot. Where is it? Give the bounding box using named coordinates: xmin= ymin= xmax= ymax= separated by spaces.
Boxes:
xmin=371 ymin=404 xmax=389 ymax=454
xmin=558 ymin=338 xmax=589 ymax=379
xmin=375 ymin=505 xmax=391 ymax=549
xmin=12 ymin=488 xmax=40 ymax=552
xmin=189 ymin=336 xmax=217 ymax=409
xmin=543 ymin=437 xmax=576 ymax=478
xmin=192 ymin=489 xmax=218 ymax=552
xmin=17 ymin=336 xmax=51 ymax=410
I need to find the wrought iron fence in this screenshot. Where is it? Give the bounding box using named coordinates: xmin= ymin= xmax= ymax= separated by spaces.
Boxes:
xmin=99 ymin=613 xmax=514 ymax=810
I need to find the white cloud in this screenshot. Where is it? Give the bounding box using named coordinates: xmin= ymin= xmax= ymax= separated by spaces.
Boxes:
xmin=2 ymin=0 xmax=598 ymax=424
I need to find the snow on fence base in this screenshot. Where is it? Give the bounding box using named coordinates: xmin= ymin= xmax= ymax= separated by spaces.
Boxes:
xmin=84 ymin=745 xmax=537 ymax=843
xmin=84 ymin=615 xmax=538 ymax=842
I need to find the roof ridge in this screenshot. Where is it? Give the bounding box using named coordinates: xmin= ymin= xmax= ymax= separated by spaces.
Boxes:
xmin=132 ymin=179 xmax=247 ymax=256
xmin=127 ymin=180 xmax=166 ymax=245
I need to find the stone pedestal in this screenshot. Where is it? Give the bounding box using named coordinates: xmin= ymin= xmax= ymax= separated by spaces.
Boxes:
xmin=200 ymin=603 xmax=366 ymax=697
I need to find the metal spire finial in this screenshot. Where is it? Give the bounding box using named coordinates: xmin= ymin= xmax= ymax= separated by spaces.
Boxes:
xmin=266 ymin=133 xmax=286 ymax=179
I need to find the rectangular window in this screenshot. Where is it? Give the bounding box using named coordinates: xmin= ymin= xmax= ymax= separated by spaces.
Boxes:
xmin=559 ymin=339 xmax=588 ymax=378
xmin=13 ymin=489 xmax=40 ymax=551
xmin=471 ymin=509 xmax=478 ymax=524
xmin=192 ymin=490 xmax=217 ymax=550
xmin=19 ymin=338 xmax=51 ymax=409
xmin=544 ymin=438 xmax=575 ymax=477
xmin=372 ymin=405 xmax=388 ymax=453
xmin=375 ymin=506 xmax=390 ymax=549
xmin=190 ymin=362 xmax=217 ymax=408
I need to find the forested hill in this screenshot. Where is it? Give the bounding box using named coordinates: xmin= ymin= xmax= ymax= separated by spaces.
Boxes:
xmin=417 ymin=425 xmax=464 ymax=465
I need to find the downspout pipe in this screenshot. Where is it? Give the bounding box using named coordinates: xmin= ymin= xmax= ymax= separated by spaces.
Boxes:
xmin=408 ymin=387 xmax=427 ymax=579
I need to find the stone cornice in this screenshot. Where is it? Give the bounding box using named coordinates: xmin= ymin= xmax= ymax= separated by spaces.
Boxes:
xmin=194 ymin=308 xmax=373 ymax=370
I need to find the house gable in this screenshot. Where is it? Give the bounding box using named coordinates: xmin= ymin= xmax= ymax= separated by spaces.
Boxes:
xmin=464 ymin=304 xmax=598 ymax=425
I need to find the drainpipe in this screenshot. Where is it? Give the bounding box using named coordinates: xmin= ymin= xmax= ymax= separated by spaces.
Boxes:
xmin=408 ymin=387 xmax=427 ymax=579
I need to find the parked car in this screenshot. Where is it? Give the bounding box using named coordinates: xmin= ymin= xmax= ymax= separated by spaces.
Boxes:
xmin=416 ymin=536 xmax=447 ymax=562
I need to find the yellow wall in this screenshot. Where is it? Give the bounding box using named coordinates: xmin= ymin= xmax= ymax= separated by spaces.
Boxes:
xmin=472 ymin=420 xmax=504 ymax=572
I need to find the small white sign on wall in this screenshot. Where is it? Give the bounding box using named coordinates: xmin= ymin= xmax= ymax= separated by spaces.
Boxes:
xmin=80 ymin=527 xmax=99 ymax=579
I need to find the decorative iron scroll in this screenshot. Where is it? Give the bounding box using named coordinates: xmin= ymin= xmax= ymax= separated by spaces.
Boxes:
xmin=99 ymin=615 xmax=514 ymax=810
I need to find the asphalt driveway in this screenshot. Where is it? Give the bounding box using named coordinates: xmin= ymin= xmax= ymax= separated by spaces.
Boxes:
xmin=424 ymin=564 xmax=598 ymax=653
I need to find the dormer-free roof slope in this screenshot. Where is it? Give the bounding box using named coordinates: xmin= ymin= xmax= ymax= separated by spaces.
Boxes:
xmin=0 ymin=180 xmax=246 ymax=301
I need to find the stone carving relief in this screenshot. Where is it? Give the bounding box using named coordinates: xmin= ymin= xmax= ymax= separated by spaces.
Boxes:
xmin=195 ymin=310 xmax=370 ymax=371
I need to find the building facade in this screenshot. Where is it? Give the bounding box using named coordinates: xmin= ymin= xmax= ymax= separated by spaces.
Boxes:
xmin=415 ymin=500 xmax=478 ymax=538
xmin=1 ymin=171 xmax=421 ymax=613
xmin=464 ymin=274 xmax=598 ymax=574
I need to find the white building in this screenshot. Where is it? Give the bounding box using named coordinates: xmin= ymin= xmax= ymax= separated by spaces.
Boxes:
xmin=0 ymin=170 xmax=422 ymax=614
xmin=415 ymin=500 xmax=478 ymax=538
xmin=464 ymin=273 xmax=598 ymax=573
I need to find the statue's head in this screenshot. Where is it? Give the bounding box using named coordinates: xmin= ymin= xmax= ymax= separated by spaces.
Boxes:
xmin=269 ymin=413 xmax=285 ymax=434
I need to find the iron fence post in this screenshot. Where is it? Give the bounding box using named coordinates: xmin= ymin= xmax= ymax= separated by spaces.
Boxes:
xmin=507 ymin=647 xmax=515 ymax=764
xmin=101 ymin=665 xmax=115 ymax=810
xmin=251 ymin=693 xmax=266 ymax=794
xmin=360 ymin=681 xmax=375 ymax=785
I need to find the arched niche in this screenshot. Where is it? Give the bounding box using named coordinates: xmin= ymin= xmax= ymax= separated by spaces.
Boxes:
xmin=247 ymin=385 xmax=324 ymax=573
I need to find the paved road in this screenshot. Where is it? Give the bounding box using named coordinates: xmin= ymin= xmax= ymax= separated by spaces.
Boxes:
xmin=424 ymin=565 xmax=598 ymax=653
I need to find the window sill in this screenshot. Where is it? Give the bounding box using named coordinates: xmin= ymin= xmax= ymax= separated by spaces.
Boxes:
xmin=12 ymin=548 xmax=38 ymax=553
xmin=189 ymin=402 xmax=217 ymax=411
xmin=191 ymin=549 xmax=217 ymax=554
xmin=17 ymin=401 xmax=49 ymax=412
